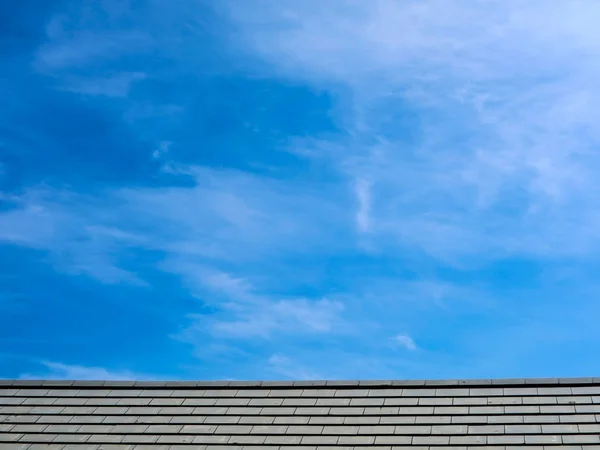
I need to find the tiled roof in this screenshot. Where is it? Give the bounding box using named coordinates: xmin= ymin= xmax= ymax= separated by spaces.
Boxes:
xmin=1 ymin=377 xmax=600 ymax=449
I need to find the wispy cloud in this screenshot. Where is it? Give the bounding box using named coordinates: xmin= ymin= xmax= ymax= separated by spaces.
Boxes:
xmin=4 ymin=0 xmax=600 ymax=381
xmin=173 ymin=267 xmax=345 ymax=341
xmin=354 ymin=178 xmax=371 ymax=233
xmin=267 ymin=354 xmax=322 ymax=380
xmin=19 ymin=361 xmax=156 ymax=381
xmin=59 ymin=72 xmax=147 ymax=98
xmin=392 ymin=334 xmax=418 ymax=351
xmin=224 ymin=0 xmax=600 ymax=262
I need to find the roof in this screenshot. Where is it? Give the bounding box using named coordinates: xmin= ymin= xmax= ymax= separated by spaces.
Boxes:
xmin=1 ymin=377 xmax=600 ymax=449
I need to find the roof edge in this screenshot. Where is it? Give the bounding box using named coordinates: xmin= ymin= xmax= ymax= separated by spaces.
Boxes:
xmin=1 ymin=377 xmax=599 ymax=389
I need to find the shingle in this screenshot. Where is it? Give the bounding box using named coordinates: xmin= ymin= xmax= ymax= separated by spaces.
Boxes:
xmin=412 ymin=435 xmax=450 ymax=445
xmin=488 ymin=396 xmax=522 ymax=405
xmin=310 ymin=416 xmax=344 ymax=425
xmin=180 ymin=424 xmax=217 ymax=434
xmin=399 ymin=406 xmax=433 ymax=415
xmin=330 ymin=407 xmax=365 ymax=415
xmin=505 ymin=424 xmax=542 ymax=434
xmin=541 ymin=424 xmax=578 ymax=433
xmin=505 ymin=405 xmax=539 ymax=414
xmin=204 ymin=390 xmax=239 ymax=398
xmin=282 ymin=398 xmax=316 ymax=406
xmin=488 ymin=415 xmax=524 ymax=424
xmin=394 ymin=425 xmax=431 ymax=434
xmin=0 ymin=432 xmax=23 ymax=442
xmin=349 ymin=397 xmax=383 ymax=406
xmin=384 ymin=397 xmax=418 ymax=406
xmin=436 ymin=406 xmax=469 ymax=415
xmin=293 ymin=407 xmax=326 ymax=415
xmin=562 ymin=435 xmax=600 ymax=444
xmin=438 ymin=388 xmax=470 ymax=397
xmin=541 ymin=404 xmax=576 ymax=414
xmin=168 ymin=415 xmax=206 ymax=424
xmin=20 ymin=433 xmax=56 ymax=442
xmin=503 ymin=388 xmax=537 ymax=396
xmin=303 ymin=390 xmax=336 ymax=398
xmin=227 ymin=435 xmax=267 ymax=445
xmin=431 ymin=425 xmax=468 ymax=434
xmin=573 ymin=387 xmax=600 ymax=395
xmin=525 ymin=435 xmax=563 ymax=444
xmin=452 ymin=415 xmax=486 ymax=424
xmin=401 ymin=389 xmax=436 ymax=397
xmin=538 ymin=387 xmax=573 ymax=395
xmin=236 ymin=390 xmax=270 ymax=398
xmin=247 ymin=398 xmax=281 ymax=406
xmin=12 ymin=424 xmax=49 ymax=433
xmin=145 ymin=424 xmax=182 ymax=434
xmin=300 ymin=435 xmax=338 ymax=445
xmin=522 ymin=396 xmax=556 ymax=404
xmin=248 ymin=425 xmax=287 ymax=434
xmin=342 ymin=416 xmax=379 ymax=425
xmin=154 ymin=435 xmax=195 ymax=444
xmin=192 ymin=406 xmax=229 ymax=415
xmin=192 ymin=435 xmax=230 ymax=444
xmin=357 ymin=425 xmax=395 ymax=434
xmin=426 ymin=379 xmax=460 ymax=386
xmin=488 ymin=434 xmax=526 ymax=444
xmin=419 ymin=415 xmax=452 ymax=424
xmin=264 ymin=435 xmax=302 ymax=445
xmin=419 ymin=397 xmax=453 ymax=406
xmin=470 ymin=388 xmax=503 ymax=397
xmin=449 ymin=435 xmax=487 ymax=445
xmin=272 ymin=416 xmax=308 ymax=425
xmin=44 ymin=424 xmax=81 ymax=433
xmin=367 ymin=389 xmax=402 ymax=397
xmin=335 ymin=389 xmax=369 ymax=398
xmin=470 ymin=406 xmax=504 ymax=414
xmin=316 ymin=398 xmax=351 ymax=406
xmin=561 ymin=414 xmax=596 ymax=423
xmin=287 ymin=425 xmax=323 ymax=434
xmin=203 ymin=415 xmax=240 ymax=424
xmin=379 ymin=415 xmax=415 ymax=425
xmin=374 ymin=435 xmax=412 ymax=445
xmin=337 ymin=435 xmax=375 ymax=445
xmin=268 ymin=390 xmax=303 ymax=398
xmin=468 ymin=425 xmax=504 ymax=434
xmin=524 ymin=415 xmax=559 ymax=424
xmin=322 ymin=425 xmax=358 ymax=435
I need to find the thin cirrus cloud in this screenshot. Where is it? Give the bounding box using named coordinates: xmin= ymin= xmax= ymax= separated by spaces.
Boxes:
xmin=2 ymin=0 xmax=600 ymax=381
xmin=18 ymin=361 xmax=157 ymax=381
xmin=393 ymin=335 xmax=418 ymax=351
xmin=224 ymin=0 xmax=600 ymax=262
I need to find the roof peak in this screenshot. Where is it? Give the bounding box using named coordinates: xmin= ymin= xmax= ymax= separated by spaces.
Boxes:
xmin=1 ymin=377 xmax=599 ymax=389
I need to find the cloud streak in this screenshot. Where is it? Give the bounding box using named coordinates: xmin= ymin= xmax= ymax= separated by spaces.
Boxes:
xmin=224 ymin=0 xmax=600 ymax=263
xmin=4 ymin=0 xmax=600 ymax=381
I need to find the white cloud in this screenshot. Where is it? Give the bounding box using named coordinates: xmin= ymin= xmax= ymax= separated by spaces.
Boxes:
xmin=267 ymin=354 xmax=322 ymax=380
xmin=19 ymin=361 xmax=155 ymax=381
xmin=34 ymin=30 xmax=152 ymax=72
xmin=152 ymin=140 xmax=172 ymax=160
xmin=221 ymin=0 xmax=600 ymax=262
xmin=172 ymin=267 xmax=345 ymax=341
xmin=392 ymin=334 xmax=417 ymax=351
xmin=354 ymin=178 xmax=371 ymax=233
xmin=60 ymin=72 xmax=147 ymax=98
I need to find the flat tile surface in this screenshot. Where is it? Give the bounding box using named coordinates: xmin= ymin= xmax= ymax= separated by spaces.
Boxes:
xmin=1 ymin=377 xmax=600 ymax=449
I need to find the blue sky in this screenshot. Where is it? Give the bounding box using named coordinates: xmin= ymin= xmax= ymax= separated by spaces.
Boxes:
xmin=2 ymin=0 xmax=600 ymax=381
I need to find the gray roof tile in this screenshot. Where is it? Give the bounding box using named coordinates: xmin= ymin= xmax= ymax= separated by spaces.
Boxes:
xmin=3 ymin=377 xmax=600 ymax=448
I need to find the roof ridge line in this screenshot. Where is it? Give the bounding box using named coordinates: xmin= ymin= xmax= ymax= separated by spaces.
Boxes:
xmin=1 ymin=377 xmax=599 ymax=389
